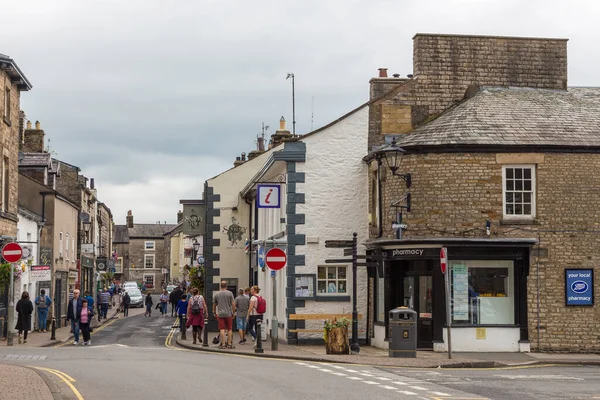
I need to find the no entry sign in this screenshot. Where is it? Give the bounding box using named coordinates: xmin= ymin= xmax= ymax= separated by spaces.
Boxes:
xmin=265 ymin=248 xmax=287 ymax=271
xmin=2 ymin=242 xmax=23 ymax=263
xmin=440 ymin=247 xmax=447 ymax=274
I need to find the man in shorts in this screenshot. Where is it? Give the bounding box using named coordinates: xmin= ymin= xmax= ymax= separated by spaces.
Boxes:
xmin=213 ymin=281 xmax=236 ymax=349
xmin=234 ymin=289 xmax=250 ymax=344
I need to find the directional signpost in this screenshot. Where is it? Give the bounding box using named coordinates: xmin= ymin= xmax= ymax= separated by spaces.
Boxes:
xmin=2 ymin=243 xmax=22 ymax=346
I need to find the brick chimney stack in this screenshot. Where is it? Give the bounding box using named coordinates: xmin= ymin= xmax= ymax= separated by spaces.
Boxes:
xmin=177 ymin=211 xmax=183 ymax=223
xmin=22 ymin=120 xmax=45 ymax=153
xmin=270 ymin=117 xmax=292 ymax=147
xmin=126 ymin=210 xmax=134 ymax=228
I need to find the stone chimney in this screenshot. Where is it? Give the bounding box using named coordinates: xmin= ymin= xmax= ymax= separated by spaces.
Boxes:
xmin=177 ymin=211 xmax=183 ymax=223
xmin=270 ymin=117 xmax=292 ymax=146
xmin=233 ymin=152 xmax=247 ymax=167
xmin=248 ymin=134 xmax=266 ymax=161
xmin=369 ymin=68 xmax=409 ymax=100
xmin=126 ymin=210 xmax=134 ymax=228
xmin=22 ymin=120 xmax=45 ymax=153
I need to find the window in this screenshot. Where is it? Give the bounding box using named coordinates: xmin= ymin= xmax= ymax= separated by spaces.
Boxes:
xmin=3 ymin=87 xmax=10 ymax=121
xmin=317 ymin=266 xmax=347 ymax=294
xmin=145 ymin=241 xmax=155 ymax=250
xmin=59 ymin=232 xmax=63 ymax=258
xmin=143 ymin=274 xmax=154 ymax=288
xmin=450 ymin=260 xmax=515 ymax=325
xmin=144 ymin=254 xmax=155 ymax=269
xmin=115 ymin=257 xmax=123 ymax=273
xmin=65 ymin=234 xmax=69 ymax=260
xmin=2 ymin=157 xmax=8 ymax=212
xmin=503 ymin=165 xmax=535 ymax=219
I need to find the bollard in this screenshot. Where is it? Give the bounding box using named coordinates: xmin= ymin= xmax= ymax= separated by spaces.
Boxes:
xmin=180 ymin=314 xmax=187 ymax=340
xmin=50 ymin=318 xmax=56 ymax=341
xmin=202 ymin=318 xmax=209 ymax=347
xmin=254 ymin=319 xmax=264 ymax=354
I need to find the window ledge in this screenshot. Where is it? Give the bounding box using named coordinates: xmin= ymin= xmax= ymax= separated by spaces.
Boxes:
xmin=500 ymin=218 xmax=539 ymax=226
xmin=3 ymin=117 xmax=11 ymax=127
xmin=315 ymin=295 xmax=350 ymax=302
xmin=0 ymin=211 xmax=18 ymax=222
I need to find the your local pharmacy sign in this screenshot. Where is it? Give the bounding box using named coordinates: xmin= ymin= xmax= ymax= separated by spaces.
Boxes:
xmin=565 ymin=269 xmax=594 ymax=306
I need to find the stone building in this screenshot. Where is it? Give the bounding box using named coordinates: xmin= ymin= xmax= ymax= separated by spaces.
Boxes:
xmin=363 ymin=33 xmax=600 ymax=352
xmin=113 ymin=211 xmax=175 ymax=292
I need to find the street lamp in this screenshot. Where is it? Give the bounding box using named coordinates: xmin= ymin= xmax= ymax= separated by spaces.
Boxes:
xmin=378 ymin=137 xmax=411 ymax=188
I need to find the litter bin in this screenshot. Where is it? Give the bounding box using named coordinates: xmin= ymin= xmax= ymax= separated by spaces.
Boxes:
xmin=389 ymin=307 xmax=417 ymax=358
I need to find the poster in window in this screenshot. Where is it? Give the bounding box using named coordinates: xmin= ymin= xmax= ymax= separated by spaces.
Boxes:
xmin=452 ymin=264 xmax=469 ymax=320
xmin=565 ymin=269 xmax=594 ymax=306
xmin=294 ymin=275 xmax=315 ymax=299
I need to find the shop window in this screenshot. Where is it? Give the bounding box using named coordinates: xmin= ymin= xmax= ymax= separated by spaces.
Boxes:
xmin=145 ymin=241 xmax=155 ymax=250
xmin=144 ymin=254 xmax=155 ymax=268
xmin=502 ymin=165 xmax=535 ymax=219
xmin=144 ymin=274 xmax=154 ymax=288
xmin=450 ymin=260 xmax=515 ymax=325
xmin=317 ymin=266 xmax=347 ymax=294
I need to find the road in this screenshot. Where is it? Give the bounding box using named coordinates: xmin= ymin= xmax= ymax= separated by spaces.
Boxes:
xmin=0 ymin=309 xmax=599 ymax=399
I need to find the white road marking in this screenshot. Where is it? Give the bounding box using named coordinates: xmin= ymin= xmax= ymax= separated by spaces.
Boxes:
xmin=331 ymin=372 xmax=347 ymax=376
xmin=294 ymin=362 xmax=307 ymax=365
xmin=397 ymin=391 xmax=417 ymax=395
xmin=430 ymin=392 xmax=450 ymax=396
xmin=346 ymin=376 xmax=362 ymax=381
xmin=409 ymin=386 xmax=428 ymax=391
xmin=360 ymin=373 xmax=374 ymax=377
xmin=307 ymin=365 xmax=320 ymax=368
xmin=332 ymin=365 xmax=346 ymax=369
xmin=494 ymin=374 xmax=584 ymax=381
xmin=362 ymin=381 xmax=380 ymax=385
xmin=375 ymin=376 xmax=392 ymax=381
xmin=318 ymin=368 xmax=332 ymax=372
xmin=393 ymin=381 xmax=408 ymax=385
xmin=381 ymin=385 xmax=398 ymax=390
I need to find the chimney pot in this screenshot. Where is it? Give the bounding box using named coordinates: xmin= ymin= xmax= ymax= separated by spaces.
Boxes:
xmin=407 ymin=74 xmax=413 ymax=78
xmin=90 ymin=178 xmax=95 ymax=190
xmin=378 ymin=68 xmax=388 ymax=78
xmin=35 ymin=121 xmax=40 ymax=130
xmin=26 ymin=121 xmax=32 ymax=129
xmin=241 ymin=152 xmax=246 ymax=161
xmin=257 ymin=136 xmax=265 ymax=152
xmin=236 ymin=156 xmax=241 ymax=161
xmin=392 ymin=73 xmax=401 ymax=78
xmin=279 ymin=117 xmax=286 ymax=130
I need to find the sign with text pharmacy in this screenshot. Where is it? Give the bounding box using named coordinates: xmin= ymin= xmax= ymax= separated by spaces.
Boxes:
xmin=565 ymin=269 xmax=594 ymax=306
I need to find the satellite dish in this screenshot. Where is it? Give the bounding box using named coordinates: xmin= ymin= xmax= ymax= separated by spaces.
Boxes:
xmin=18 ymin=151 xmax=24 ymax=163
xmin=79 ymin=212 xmax=90 ymax=222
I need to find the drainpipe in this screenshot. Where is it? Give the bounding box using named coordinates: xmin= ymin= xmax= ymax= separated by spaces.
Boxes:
xmin=39 ymin=191 xmax=53 ymax=322
xmin=245 ymin=196 xmax=253 ymax=286
xmin=377 ymin=158 xmax=383 ymax=238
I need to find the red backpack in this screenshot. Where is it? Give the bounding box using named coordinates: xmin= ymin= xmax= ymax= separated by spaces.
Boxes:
xmin=256 ymin=296 xmax=267 ymax=314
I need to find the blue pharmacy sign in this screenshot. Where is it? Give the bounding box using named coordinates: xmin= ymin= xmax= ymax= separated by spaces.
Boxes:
xmin=565 ymin=269 xmax=594 ymax=306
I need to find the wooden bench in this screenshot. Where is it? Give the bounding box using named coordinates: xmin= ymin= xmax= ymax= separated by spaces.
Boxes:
xmin=288 ymin=314 xmax=364 ymax=333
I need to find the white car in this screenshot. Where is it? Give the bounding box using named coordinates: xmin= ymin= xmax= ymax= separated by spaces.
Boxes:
xmin=123 ymin=281 xmax=138 ymax=291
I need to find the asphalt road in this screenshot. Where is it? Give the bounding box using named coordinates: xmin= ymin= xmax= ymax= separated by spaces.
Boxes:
xmin=1 ymin=308 xmax=600 ymax=400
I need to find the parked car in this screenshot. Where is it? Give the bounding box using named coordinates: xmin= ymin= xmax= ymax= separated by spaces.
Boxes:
xmin=123 ymin=281 xmax=138 ymax=291
xmin=127 ymin=289 xmax=144 ymax=308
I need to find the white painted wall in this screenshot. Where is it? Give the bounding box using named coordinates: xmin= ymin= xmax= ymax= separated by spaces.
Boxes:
xmin=17 ymin=211 xmax=40 ymax=330
xmin=434 ymin=327 xmax=522 ymax=352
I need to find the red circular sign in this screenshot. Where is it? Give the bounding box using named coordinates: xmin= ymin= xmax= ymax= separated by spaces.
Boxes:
xmin=265 ymin=248 xmax=287 ymax=271
xmin=2 ymin=242 xmax=23 ymax=263
xmin=440 ymin=247 xmax=447 ymax=274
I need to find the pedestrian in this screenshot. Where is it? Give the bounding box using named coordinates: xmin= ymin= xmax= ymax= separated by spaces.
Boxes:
xmin=212 ymin=280 xmax=236 ymax=349
xmin=79 ymin=299 xmax=94 ymax=346
xmin=15 ymin=291 xmax=33 ymax=344
xmin=160 ymin=290 xmax=169 ymax=317
xmin=177 ymin=293 xmax=188 ymax=334
xmin=234 ymin=288 xmax=250 ymax=345
xmin=96 ymin=290 xmax=102 ymax=322
xmin=247 ymin=285 xmax=265 ymax=346
xmin=144 ymin=292 xmax=153 ymax=317
xmin=122 ymin=291 xmax=131 ymax=317
xmin=66 ymin=289 xmax=83 ymax=345
xmin=186 ymin=288 xmax=206 ymax=345
xmin=169 ymin=286 xmax=182 ymax=317
xmin=100 ymin=287 xmax=110 ymax=319
xmin=244 ymin=287 xmax=251 ymax=299
xmin=186 ymin=288 xmax=192 ymax=301
xmin=34 ymin=289 xmax=52 ymax=333
xmin=83 ymin=291 xmax=94 ymax=311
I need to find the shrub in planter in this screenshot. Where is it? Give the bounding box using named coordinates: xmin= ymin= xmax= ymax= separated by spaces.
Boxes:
xmin=323 ymin=317 xmax=350 ymax=355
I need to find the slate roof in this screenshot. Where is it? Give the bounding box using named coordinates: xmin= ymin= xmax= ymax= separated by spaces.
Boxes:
xmin=393 ymin=87 xmax=600 ymax=148
xmin=113 ymin=225 xmax=129 ymax=243
xmin=128 ymin=223 xmax=178 ymax=239
xmin=19 ymin=153 xmax=52 ymax=167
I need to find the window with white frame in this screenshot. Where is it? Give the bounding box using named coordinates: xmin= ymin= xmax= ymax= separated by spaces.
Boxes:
xmin=115 ymin=257 xmax=123 ymax=273
xmin=65 ymin=233 xmax=69 ymax=260
xmin=143 ymin=274 xmax=154 ymax=288
xmin=59 ymin=232 xmax=63 ymax=258
xmin=502 ymin=165 xmax=535 ymax=219
xmin=145 ymin=241 xmax=155 ymax=250
xmin=144 ymin=254 xmax=155 ymax=269
xmin=317 ymin=266 xmax=347 ymax=294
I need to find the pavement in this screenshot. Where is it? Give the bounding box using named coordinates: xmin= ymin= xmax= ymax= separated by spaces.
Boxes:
xmin=175 ymin=332 xmax=600 ymax=368
xmin=0 ymin=363 xmax=55 ymax=400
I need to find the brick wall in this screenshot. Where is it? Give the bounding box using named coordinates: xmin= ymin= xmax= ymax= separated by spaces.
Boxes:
xmin=376 ymin=151 xmax=600 ymax=352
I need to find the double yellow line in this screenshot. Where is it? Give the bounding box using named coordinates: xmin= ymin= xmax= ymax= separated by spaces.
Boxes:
xmin=165 ymin=318 xmax=180 ymax=349
xmin=32 ymin=367 xmax=84 ymax=400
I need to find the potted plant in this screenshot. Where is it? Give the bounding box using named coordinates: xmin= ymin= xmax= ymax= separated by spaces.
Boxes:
xmin=323 ymin=317 xmax=350 ymax=355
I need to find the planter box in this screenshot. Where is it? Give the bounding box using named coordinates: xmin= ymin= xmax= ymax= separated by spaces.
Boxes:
xmin=325 ymin=326 xmax=349 ymax=355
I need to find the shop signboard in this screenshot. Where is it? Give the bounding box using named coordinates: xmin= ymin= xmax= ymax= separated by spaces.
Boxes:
xmin=182 ymin=203 xmax=205 ymax=236
xmin=30 ymin=265 xmax=51 ymax=282
xmin=386 ymin=248 xmax=440 ymax=259
xmin=565 ymin=269 xmax=594 ymax=306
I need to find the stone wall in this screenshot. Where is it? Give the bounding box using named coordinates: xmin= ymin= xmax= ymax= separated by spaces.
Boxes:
xmin=128 ymin=237 xmax=167 ymax=292
xmin=375 ymin=151 xmax=600 ymax=352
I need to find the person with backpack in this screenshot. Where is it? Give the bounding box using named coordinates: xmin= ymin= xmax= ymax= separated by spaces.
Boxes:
xmin=35 ymin=289 xmax=52 ymax=332
xmin=186 ymin=288 xmax=206 ymax=344
xmin=246 ymin=285 xmax=266 ymax=346
xmin=144 ymin=292 xmax=154 ymax=317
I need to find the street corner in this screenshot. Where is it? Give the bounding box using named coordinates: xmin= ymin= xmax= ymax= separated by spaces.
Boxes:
xmin=0 ymin=363 xmax=57 ymax=400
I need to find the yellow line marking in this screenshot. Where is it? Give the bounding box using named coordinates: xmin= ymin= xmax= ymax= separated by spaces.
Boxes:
xmin=165 ymin=318 xmax=183 ymax=350
xmin=53 ymin=317 xmax=120 ymax=348
xmin=32 ymin=366 xmax=84 ymax=400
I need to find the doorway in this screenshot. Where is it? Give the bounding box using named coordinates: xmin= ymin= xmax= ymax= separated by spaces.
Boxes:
xmin=403 ymin=275 xmax=433 ymax=349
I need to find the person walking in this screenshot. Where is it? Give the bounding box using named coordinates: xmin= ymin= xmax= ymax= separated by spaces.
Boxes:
xmin=169 ymin=286 xmax=182 ymax=317
xmin=234 ymin=289 xmax=249 ymax=345
xmin=186 ymin=288 xmax=207 ymax=345
xmin=34 ymin=289 xmax=52 ymax=333
xmin=66 ymin=289 xmax=83 ymax=345
xmin=96 ymin=290 xmax=102 ymax=322
xmin=122 ymin=291 xmax=131 ymax=317
xmin=79 ymin=299 xmax=94 ymax=346
xmin=83 ymin=291 xmax=94 ymax=311
xmin=160 ymin=290 xmax=169 ymax=317
xmin=144 ymin=292 xmax=153 ymax=317
xmin=15 ymin=291 xmax=33 ymax=344
xmin=246 ymin=285 xmax=265 ymax=346
xmin=212 ymin=281 xmax=236 ymax=349
xmin=100 ymin=288 xmax=110 ymax=320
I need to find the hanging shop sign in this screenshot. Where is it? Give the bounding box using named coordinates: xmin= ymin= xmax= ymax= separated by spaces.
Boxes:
xmin=182 ymin=203 xmax=205 ymax=236
xmin=565 ymin=268 xmax=594 ymax=306
xmin=30 ymin=265 xmax=51 ymax=282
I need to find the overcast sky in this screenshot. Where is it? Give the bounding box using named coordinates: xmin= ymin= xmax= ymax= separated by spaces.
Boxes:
xmin=5 ymin=0 xmax=600 ymax=224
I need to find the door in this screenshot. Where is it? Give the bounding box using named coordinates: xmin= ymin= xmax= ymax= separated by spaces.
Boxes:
xmin=403 ymin=275 xmax=433 ymax=349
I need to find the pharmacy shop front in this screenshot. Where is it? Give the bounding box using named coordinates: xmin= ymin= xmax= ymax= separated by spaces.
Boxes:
xmin=369 ymin=239 xmax=535 ymax=352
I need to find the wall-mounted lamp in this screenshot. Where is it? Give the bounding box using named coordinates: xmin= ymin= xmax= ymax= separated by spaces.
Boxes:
xmin=83 ymin=221 xmax=91 ymax=233
xmin=375 ymin=137 xmax=411 ymax=188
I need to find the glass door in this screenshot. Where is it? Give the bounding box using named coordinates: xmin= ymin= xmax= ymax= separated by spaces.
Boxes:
xmin=403 ymin=275 xmax=433 ymax=349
